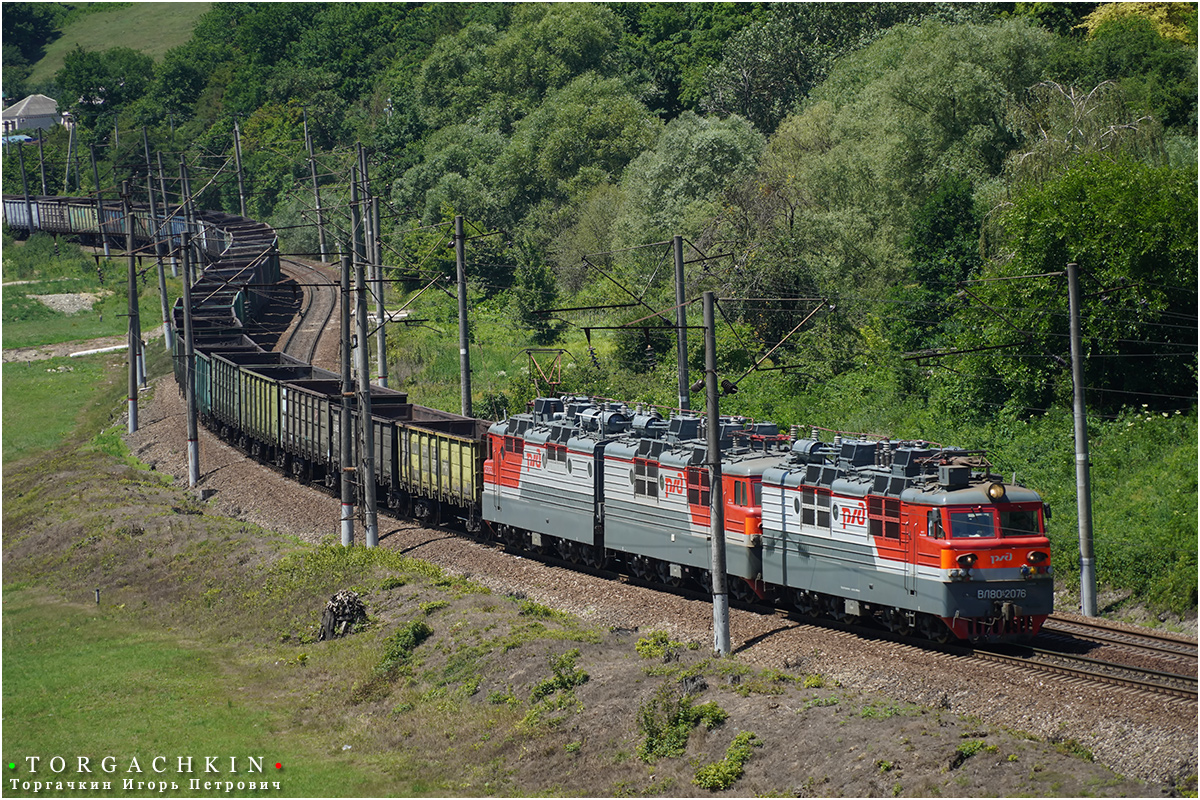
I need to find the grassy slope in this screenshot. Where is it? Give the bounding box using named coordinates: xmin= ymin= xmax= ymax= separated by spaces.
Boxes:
xmin=28 ymin=3 xmax=210 ymax=85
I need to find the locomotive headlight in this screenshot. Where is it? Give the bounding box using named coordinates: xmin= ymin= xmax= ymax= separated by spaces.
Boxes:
xmin=1027 ymin=550 xmax=1048 ymax=564
xmin=987 ymin=482 xmax=1005 ymax=501
xmin=956 ymin=553 xmax=977 ymax=569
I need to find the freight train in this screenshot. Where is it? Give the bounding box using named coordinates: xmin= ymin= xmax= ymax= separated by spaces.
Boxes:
xmin=3 ymin=193 xmax=1055 ymax=642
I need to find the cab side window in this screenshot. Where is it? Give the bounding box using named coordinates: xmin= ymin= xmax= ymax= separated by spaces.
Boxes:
xmin=927 ymin=510 xmax=944 ymax=539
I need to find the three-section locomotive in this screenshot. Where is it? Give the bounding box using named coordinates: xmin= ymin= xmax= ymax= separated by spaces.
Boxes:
xmin=4 ymin=193 xmax=1054 ymax=642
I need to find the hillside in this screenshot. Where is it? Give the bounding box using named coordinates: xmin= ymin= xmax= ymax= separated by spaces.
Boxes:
xmin=26 ymin=2 xmax=209 ymax=85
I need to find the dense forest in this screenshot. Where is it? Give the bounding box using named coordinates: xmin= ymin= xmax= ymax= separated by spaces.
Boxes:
xmin=3 ymin=2 xmax=1197 ymax=613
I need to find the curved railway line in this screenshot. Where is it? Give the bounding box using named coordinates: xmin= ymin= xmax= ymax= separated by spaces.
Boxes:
xmin=277 ymin=258 xmax=338 ymax=364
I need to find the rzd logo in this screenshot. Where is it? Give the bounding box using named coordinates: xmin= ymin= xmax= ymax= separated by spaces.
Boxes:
xmin=525 ymin=450 xmax=542 ymax=470
xmin=663 ymin=475 xmax=686 ymax=497
xmin=840 ymin=501 xmax=867 ymax=530
xmin=990 ymin=552 xmax=1013 ymax=566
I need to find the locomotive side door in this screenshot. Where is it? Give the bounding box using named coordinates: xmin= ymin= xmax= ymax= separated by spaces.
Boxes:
xmin=902 ymin=505 xmax=919 ymax=595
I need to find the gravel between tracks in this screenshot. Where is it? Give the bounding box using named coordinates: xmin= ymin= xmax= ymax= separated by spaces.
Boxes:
xmin=125 ymin=376 xmax=1197 ymax=788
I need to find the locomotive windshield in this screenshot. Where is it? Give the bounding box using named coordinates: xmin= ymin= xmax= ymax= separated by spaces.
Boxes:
xmin=999 ymin=507 xmax=1041 ymax=537
xmin=942 ymin=505 xmax=1044 ymax=539
xmin=948 ymin=510 xmax=994 ymax=538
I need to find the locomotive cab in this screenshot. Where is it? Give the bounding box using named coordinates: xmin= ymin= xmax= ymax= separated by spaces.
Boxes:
xmin=911 ymin=482 xmax=1053 ymax=640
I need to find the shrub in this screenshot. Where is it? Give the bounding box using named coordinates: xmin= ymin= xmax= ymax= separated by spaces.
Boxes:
xmin=693 ymin=731 xmax=761 ymax=791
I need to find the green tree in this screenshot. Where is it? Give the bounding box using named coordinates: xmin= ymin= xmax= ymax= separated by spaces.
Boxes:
xmin=616 ymin=110 xmax=764 ymax=245
xmin=885 ymin=174 xmax=982 ymax=354
xmin=2 ymin=2 xmax=63 ymax=64
xmin=1079 ymin=12 xmax=1197 ymax=132
xmin=949 ymin=155 xmax=1196 ymax=414
xmin=56 ymin=46 xmax=154 ymax=128
xmin=511 ymin=248 xmax=566 ymax=345
xmin=609 ymin=3 xmax=766 ymax=118
xmin=702 ymin=3 xmax=943 ymax=135
xmin=492 ymin=74 xmax=661 ymax=228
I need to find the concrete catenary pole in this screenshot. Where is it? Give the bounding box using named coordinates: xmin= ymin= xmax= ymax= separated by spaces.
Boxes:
xmin=340 ymin=254 xmax=355 ymax=546
xmin=372 ymin=197 xmax=388 ymax=388
xmin=303 ymin=108 xmax=328 ymax=262
xmin=180 ymin=156 xmax=199 ymax=285
xmin=123 ymin=181 xmax=139 ymax=433
xmin=1067 ymin=261 xmax=1098 ymax=617
xmin=64 ymin=121 xmax=75 ymax=192
xmin=355 ymin=258 xmax=379 ymax=547
xmin=36 ymin=130 xmax=47 ymax=195
xmin=674 ymin=234 xmax=690 ymax=411
xmin=455 ymin=215 xmax=472 ymax=417
xmin=17 ymin=143 xmax=33 ymax=234
xmin=157 ymin=152 xmax=178 ymax=277
xmin=143 ymin=128 xmax=172 ymax=349
xmin=703 ymin=291 xmax=730 ymax=655
xmin=90 ymin=144 xmax=110 ymax=257
xmin=233 ymin=117 xmax=247 ymax=218
xmin=181 ymin=232 xmax=200 ymax=487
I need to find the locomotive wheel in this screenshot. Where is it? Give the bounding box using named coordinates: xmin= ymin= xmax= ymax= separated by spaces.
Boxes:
xmin=582 ymin=545 xmax=605 ymax=570
xmin=919 ymin=614 xmax=952 ymax=644
xmin=655 ymin=560 xmax=682 ymax=588
xmin=556 ymin=539 xmax=576 ymax=563
xmin=730 ymin=578 xmax=757 ymax=604
xmin=792 ymin=590 xmax=820 ymax=618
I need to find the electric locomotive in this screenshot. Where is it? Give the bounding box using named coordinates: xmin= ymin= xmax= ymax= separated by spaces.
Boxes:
xmin=484 ymin=397 xmax=1053 ymax=642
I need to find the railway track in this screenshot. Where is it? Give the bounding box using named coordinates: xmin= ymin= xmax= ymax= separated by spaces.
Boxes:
xmin=1041 ymin=614 xmax=1198 ymax=663
xmin=278 ymin=258 xmax=338 ymax=363
xmin=971 ymin=644 xmax=1198 ymax=702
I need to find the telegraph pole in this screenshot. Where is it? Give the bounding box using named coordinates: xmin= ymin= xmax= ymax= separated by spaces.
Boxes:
xmin=704 ymin=291 xmax=730 ymax=655
xmin=340 ymin=254 xmax=355 ymax=546
xmin=455 ymin=215 xmax=472 ymax=417
xmin=1067 ymin=262 xmax=1097 ymax=616
xmin=181 ymin=232 xmax=200 ymax=487
xmin=355 ymin=259 xmax=379 ymax=547
xmin=674 ymin=234 xmax=690 ymax=410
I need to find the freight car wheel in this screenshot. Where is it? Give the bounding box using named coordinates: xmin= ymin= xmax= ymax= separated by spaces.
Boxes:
xmin=413 ymin=498 xmax=441 ymax=527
